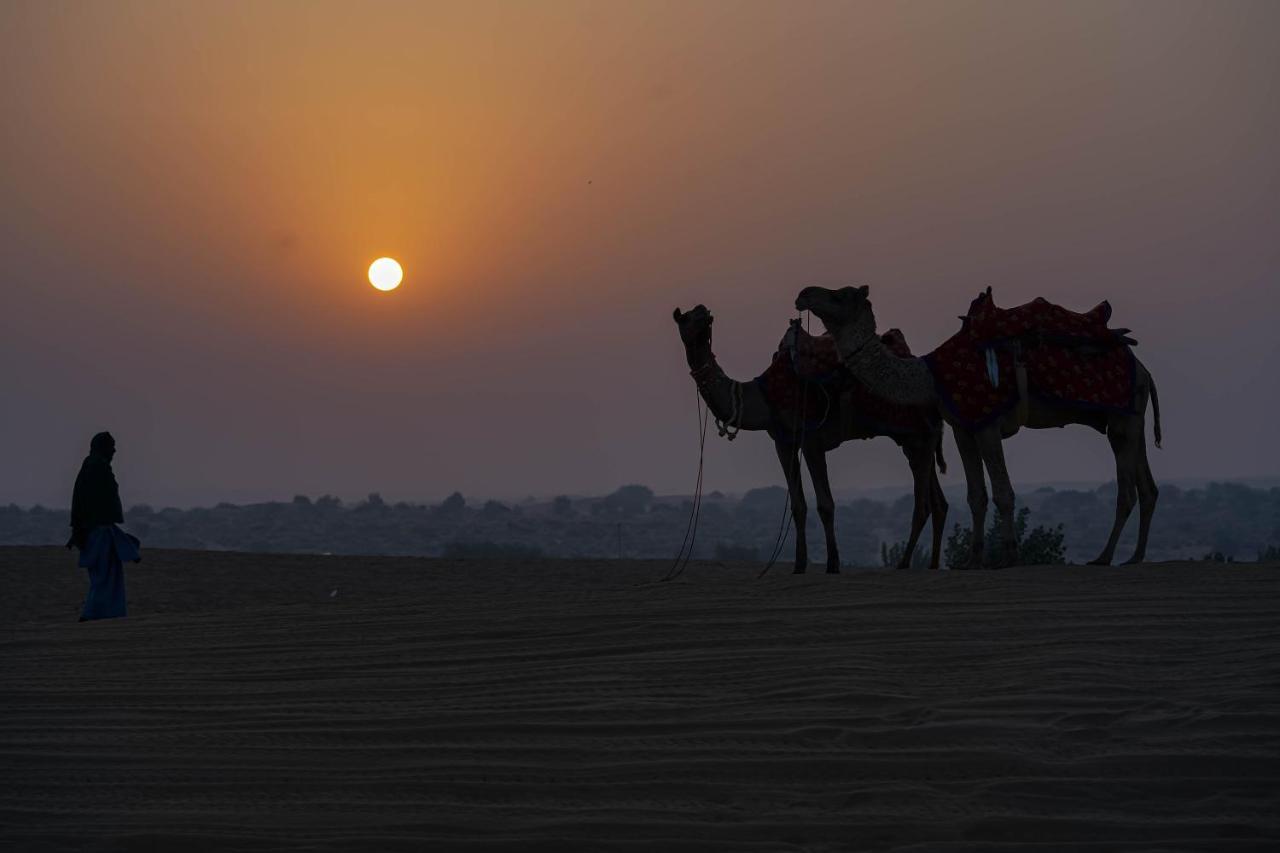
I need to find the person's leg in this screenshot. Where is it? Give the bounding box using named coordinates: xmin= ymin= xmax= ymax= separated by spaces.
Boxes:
xmin=79 ymin=528 xmax=127 ymax=620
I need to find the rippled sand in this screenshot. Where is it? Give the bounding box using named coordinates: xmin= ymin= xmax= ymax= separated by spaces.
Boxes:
xmin=3 ymin=547 xmax=1278 ymax=851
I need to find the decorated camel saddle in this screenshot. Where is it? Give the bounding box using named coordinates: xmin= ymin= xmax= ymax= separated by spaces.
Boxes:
xmin=923 ymin=287 xmax=1139 ymax=429
xmin=755 ymin=321 xmax=934 ymax=437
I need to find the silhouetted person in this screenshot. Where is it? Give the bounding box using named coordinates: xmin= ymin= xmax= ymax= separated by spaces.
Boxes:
xmin=67 ymin=432 xmax=140 ymax=621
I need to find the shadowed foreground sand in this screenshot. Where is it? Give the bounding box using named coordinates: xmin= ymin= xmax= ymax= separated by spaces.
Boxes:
xmin=3 ymin=547 xmax=1279 ymax=851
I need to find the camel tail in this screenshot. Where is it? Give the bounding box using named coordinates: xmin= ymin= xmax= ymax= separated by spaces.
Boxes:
xmin=934 ymin=430 xmax=947 ymax=475
xmin=1150 ymin=373 xmax=1162 ymax=449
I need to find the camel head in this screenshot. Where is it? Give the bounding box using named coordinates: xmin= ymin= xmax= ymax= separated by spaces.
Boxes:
xmin=672 ymin=304 xmax=714 ymax=350
xmin=795 ymin=285 xmax=874 ymax=336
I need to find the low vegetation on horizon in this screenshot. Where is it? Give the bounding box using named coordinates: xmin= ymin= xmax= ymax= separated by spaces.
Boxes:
xmin=3 ymin=481 xmax=1276 ymax=567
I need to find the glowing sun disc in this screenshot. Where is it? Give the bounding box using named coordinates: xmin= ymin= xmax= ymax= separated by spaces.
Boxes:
xmin=368 ymin=257 xmax=403 ymax=291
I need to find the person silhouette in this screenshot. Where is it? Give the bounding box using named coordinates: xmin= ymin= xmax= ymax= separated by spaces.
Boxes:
xmin=67 ymin=432 xmax=140 ymax=621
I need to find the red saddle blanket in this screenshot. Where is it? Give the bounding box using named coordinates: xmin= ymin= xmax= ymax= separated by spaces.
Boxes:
xmin=923 ymin=290 xmax=1137 ymax=429
xmin=755 ymin=325 xmax=933 ymax=436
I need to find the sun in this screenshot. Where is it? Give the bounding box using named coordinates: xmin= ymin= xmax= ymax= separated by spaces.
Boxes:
xmin=368 ymin=257 xmax=403 ymax=291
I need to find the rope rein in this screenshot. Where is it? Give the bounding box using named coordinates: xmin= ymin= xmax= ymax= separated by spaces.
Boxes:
xmin=661 ymin=386 xmax=708 ymax=582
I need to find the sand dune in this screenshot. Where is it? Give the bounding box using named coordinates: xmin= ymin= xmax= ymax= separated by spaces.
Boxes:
xmin=3 ymin=547 xmax=1279 ymax=851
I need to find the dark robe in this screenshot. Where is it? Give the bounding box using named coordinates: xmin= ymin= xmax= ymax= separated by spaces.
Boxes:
xmin=67 ymin=452 xmax=123 ymax=550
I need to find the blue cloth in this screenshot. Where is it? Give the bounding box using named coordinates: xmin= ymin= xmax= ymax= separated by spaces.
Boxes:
xmin=78 ymin=525 xmax=139 ymax=621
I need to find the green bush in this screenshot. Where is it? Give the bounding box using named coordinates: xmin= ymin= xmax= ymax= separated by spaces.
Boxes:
xmin=944 ymin=506 xmax=1066 ymax=568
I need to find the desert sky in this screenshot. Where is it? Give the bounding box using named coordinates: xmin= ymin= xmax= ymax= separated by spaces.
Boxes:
xmin=2 ymin=0 xmax=1278 ymax=507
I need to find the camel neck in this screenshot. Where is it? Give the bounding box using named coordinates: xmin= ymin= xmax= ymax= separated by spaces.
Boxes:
xmin=834 ymin=322 xmax=937 ymax=408
xmin=686 ymin=352 xmax=771 ymax=432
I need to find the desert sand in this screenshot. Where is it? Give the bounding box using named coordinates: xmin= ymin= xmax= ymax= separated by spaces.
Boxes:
xmin=2 ymin=546 xmax=1278 ymax=851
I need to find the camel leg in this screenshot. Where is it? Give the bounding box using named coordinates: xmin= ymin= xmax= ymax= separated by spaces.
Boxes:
xmin=774 ymin=440 xmax=808 ymax=573
xmin=1124 ymin=434 xmax=1159 ymax=564
xmin=975 ymin=425 xmax=1017 ymax=568
xmin=896 ymin=444 xmax=931 ymax=570
xmin=952 ymin=427 xmax=988 ymax=569
xmin=802 ymin=444 xmax=840 ymax=573
xmin=1090 ymin=423 xmax=1138 ymax=566
xmin=927 ymin=465 xmax=948 ymax=570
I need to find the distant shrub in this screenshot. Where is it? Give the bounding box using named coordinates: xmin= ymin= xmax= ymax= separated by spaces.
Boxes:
xmin=943 ymin=524 xmax=974 ymax=569
xmin=603 ymin=484 xmax=654 ymax=515
xmin=1202 ymin=551 xmax=1234 ymax=563
xmin=1020 ymin=516 xmax=1067 ymax=565
xmin=442 ymin=540 xmax=543 ymax=560
xmin=1259 ymin=545 xmax=1280 ymax=562
xmin=438 ymin=492 xmax=466 ymax=514
xmin=714 ymin=542 xmax=758 ymax=561
xmin=552 ymin=495 xmax=573 ymax=516
xmin=482 ymin=500 xmax=511 ymax=517
xmin=739 ymin=486 xmax=788 ymax=514
xmin=944 ymin=506 xmax=1066 ymax=568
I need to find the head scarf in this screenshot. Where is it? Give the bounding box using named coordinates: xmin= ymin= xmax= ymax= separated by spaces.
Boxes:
xmin=90 ymin=432 xmax=115 ymax=456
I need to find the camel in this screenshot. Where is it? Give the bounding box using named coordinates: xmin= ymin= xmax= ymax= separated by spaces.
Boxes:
xmin=673 ymin=304 xmax=947 ymax=572
xmin=794 ymin=286 xmax=1162 ymax=568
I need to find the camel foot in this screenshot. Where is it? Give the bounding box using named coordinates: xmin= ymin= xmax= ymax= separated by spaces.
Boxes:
xmin=826 ymin=565 xmax=840 ymax=574
xmin=1087 ymin=557 xmax=1112 ymax=566
xmin=792 ymin=566 xmax=807 ymax=575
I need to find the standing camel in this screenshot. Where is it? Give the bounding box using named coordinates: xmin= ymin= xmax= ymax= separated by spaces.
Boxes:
xmin=794 ymin=286 xmax=1162 ymax=567
xmin=673 ymin=305 xmax=947 ymax=572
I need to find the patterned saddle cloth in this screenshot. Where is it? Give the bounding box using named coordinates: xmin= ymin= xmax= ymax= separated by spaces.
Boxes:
xmin=923 ymin=288 xmax=1138 ymax=429
xmin=755 ymin=322 xmax=934 ymax=437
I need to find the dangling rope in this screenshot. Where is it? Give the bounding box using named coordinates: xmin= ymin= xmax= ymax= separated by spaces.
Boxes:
xmin=661 ymin=386 xmax=709 ymax=582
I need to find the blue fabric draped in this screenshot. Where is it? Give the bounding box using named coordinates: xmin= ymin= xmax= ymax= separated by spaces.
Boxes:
xmin=79 ymin=525 xmax=139 ymax=621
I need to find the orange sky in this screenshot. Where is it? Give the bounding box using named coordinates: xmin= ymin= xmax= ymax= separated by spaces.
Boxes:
xmin=3 ymin=1 xmax=1278 ymax=506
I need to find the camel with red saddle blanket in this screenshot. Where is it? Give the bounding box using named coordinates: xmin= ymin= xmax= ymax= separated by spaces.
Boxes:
xmin=673 ymin=305 xmax=947 ymax=572
xmin=796 ymin=285 xmax=1162 ymax=568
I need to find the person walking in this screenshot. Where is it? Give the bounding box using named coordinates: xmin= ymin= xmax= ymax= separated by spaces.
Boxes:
xmin=67 ymin=432 xmax=140 ymax=621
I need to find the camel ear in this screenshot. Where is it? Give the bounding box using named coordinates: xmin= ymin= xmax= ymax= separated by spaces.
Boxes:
xmin=858 ymin=285 xmax=870 ymax=297
xmin=672 ymin=308 xmax=683 ymax=322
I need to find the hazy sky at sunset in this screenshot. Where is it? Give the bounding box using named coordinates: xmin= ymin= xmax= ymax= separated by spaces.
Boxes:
xmin=3 ymin=1 xmax=1278 ymax=507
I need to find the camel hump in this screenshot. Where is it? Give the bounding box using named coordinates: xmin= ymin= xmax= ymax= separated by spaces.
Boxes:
xmin=967 ymin=294 xmax=1127 ymax=346
xmin=879 ymin=328 xmax=915 ymax=358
